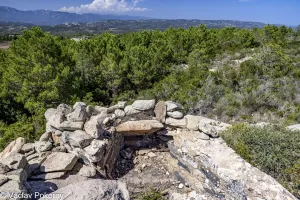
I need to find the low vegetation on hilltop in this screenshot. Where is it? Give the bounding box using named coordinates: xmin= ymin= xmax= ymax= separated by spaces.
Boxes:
xmin=0 ymin=25 xmax=299 ymax=148
xmin=222 ymin=125 xmax=300 ymax=198
xmin=139 ymin=189 xmax=166 ymax=200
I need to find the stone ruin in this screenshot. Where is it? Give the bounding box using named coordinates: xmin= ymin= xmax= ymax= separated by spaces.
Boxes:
xmin=0 ymin=100 xmax=297 ymax=200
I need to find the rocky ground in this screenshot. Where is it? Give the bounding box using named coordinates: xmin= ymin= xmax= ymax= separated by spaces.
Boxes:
xmin=0 ymin=99 xmax=298 ymax=200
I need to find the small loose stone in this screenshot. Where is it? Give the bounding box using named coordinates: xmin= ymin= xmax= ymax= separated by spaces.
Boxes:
xmin=178 ymin=183 xmax=184 ymax=189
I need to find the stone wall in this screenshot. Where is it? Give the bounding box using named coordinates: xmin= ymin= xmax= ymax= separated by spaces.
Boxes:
xmin=0 ymin=99 xmax=297 ymax=200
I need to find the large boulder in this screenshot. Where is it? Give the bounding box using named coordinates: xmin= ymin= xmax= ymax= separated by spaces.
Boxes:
xmin=51 ymin=133 xmax=62 ymax=146
xmin=86 ymin=105 xmax=109 ymax=117
xmin=35 ymin=141 xmax=52 ymax=153
xmin=39 ymin=132 xmax=52 ymax=142
xmin=94 ymin=106 xmax=108 ymax=115
xmin=108 ymin=101 xmax=127 ymax=113
xmin=83 ymin=140 xmax=107 ymax=163
xmin=0 ymin=137 xmax=25 ymax=159
xmin=84 ymin=115 xmax=105 ymax=139
xmin=154 ymin=101 xmax=167 ymax=123
xmin=78 ymin=165 xmax=96 ymax=177
xmin=40 ymin=152 xmax=77 ymax=173
xmin=73 ymin=102 xmax=86 ymax=110
xmin=115 ymin=109 xmax=126 ymax=118
xmin=185 ymin=115 xmax=200 ymax=131
xmin=62 ymin=130 xmax=93 ymax=148
xmin=40 ymin=179 xmax=130 ymax=200
xmin=165 ymin=101 xmax=184 ymax=112
xmin=0 ymin=180 xmax=28 ymax=199
xmin=132 ymin=99 xmax=156 ymax=111
xmin=165 ymin=118 xmax=186 ymax=128
xmin=46 ymin=121 xmax=58 ymax=133
xmin=124 ymin=105 xmax=141 ymax=115
xmin=20 ymin=143 xmax=34 ymax=154
xmin=167 ymin=111 xmax=184 ymax=119
xmin=5 ymin=169 xmax=28 ymax=182
xmin=59 ymin=121 xmax=84 ymax=131
xmin=170 ymin=134 xmax=297 ymax=200
xmin=0 ymin=153 xmax=28 ymax=170
xmin=200 ymin=123 xmax=218 ymax=138
xmin=67 ymin=103 xmax=88 ymax=122
xmin=116 ymin=120 xmax=164 ymax=135
xmin=47 ymin=110 xmax=65 ymax=130
xmin=57 ymin=104 xmax=73 ymax=116
xmin=44 ymin=108 xmax=57 ymax=121
xmin=44 ymin=105 xmax=72 ymax=128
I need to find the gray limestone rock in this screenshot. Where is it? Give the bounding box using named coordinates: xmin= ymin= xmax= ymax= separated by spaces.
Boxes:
xmin=132 ymin=99 xmax=156 ymax=111
xmin=165 ymin=101 xmax=184 ymax=112
xmin=40 ymin=152 xmax=78 ymax=173
xmin=167 ymin=111 xmax=184 ymax=119
xmin=39 ymin=179 xmax=130 ymax=200
xmin=59 ymin=121 xmax=84 ymax=131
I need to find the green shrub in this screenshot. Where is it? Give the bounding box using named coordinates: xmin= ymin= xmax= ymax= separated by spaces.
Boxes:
xmin=0 ymin=117 xmax=37 ymax=151
xmin=139 ymin=189 xmax=166 ymax=200
xmin=222 ymin=124 xmax=300 ymax=198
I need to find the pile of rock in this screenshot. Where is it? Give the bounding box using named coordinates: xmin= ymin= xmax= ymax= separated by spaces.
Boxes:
xmin=2 ymin=99 xmax=296 ymax=199
xmin=0 ymin=99 xmax=230 ymax=198
xmin=0 ymin=101 xmax=213 ymax=192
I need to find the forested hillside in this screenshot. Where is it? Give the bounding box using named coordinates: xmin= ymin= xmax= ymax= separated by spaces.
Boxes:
xmin=0 ymin=19 xmax=267 ymax=35
xmin=0 ymin=25 xmax=300 ymax=149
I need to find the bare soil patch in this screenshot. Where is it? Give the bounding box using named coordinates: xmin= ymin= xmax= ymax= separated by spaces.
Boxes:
xmin=0 ymin=42 xmax=11 ymax=49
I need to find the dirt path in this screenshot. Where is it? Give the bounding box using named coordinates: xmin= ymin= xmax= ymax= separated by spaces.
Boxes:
xmin=0 ymin=42 xmax=10 ymax=49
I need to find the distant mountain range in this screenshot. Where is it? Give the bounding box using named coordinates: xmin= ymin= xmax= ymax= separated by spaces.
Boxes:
xmin=0 ymin=6 xmax=147 ymax=26
xmin=0 ymin=19 xmax=268 ymax=35
xmin=0 ymin=6 xmax=276 ymax=35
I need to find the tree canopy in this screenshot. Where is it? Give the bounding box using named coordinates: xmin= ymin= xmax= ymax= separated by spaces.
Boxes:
xmin=0 ymin=25 xmax=300 ymax=148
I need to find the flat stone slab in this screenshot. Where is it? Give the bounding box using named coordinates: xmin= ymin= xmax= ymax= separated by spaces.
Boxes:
xmin=116 ymin=120 xmax=164 ymax=135
xmin=167 ymin=111 xmax=184 ymax=119
xmin=0 ymin=180 xmax=28 ymax=197
xmin=39 ymin=179 xmax=129 ymax=200
xmin=165 ymin=101 xmax=184 ymax=112
xmin=62 ymin=130 xmax=93 ymax=148
xmin=124 ymin=105 xmax=142 ymax=115
xmin=5 ymin=169 xmax=28 ymax=182
xmin=0 ymin=137 xmax=25 ymax=159
xmin=20 ymin=143 xmax=34 ymax=154
xmin=0 ymin=153 xmax=28 ymax=170
xmin=59 ymin=121 xmax=84 ymax=131
xmin=165 ymin=118 xmax=187 ymax=128
xmin=132 ymin=100 xmax=156 ymax=111
xmin=40 ymin=152 xmax=77 ymax=173
xmin=171 ymin=133 xmax=297 ymax=200
xmin=84 ymin=116 xmax=104 ymax=139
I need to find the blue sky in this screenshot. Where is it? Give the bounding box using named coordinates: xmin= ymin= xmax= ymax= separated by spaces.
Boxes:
xmin=1 ymin=0 xmax=299 ymax=25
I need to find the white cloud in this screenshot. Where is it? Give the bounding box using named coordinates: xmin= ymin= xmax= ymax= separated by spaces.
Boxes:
xmin=59 ymin=0 xmax=150 ymax=13
xmin=237 ymin=0 xmax=251 ymax=2
xmin=132 ymin=0 xmax=143 ymax=6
